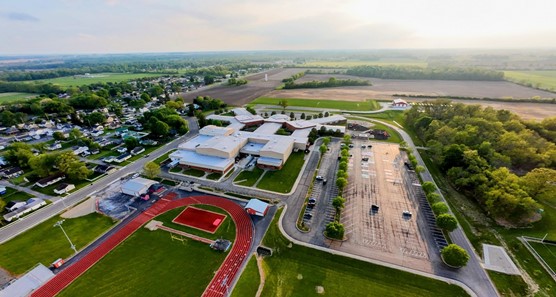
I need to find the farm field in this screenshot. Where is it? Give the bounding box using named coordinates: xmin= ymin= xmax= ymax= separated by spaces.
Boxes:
xmin=249 ymin=208 xmax=469 ymax=297
xmin=249 ymin=97 xmax=380 ymax=111
xmin=182 ymin=68 xmax=302 ymax=106
xmin=0 ymin=92 xmax=38 ymax=103
xmin=0 ymin=213 xmax=114 ymax=275
xmin=25 ymin=72 xmax=168 ymax=87
xmin=505 ymin=70 xmax=556 ymax=91
xmin=267 ymin=75 xmax=556 ymax=100
xmin=301 ymin=60 xmax=428 ymax=68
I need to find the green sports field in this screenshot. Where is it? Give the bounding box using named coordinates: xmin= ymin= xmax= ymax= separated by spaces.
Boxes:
xmin=25 ymin=73 xmax=169 ymax=87
xmin=59 ymin=205 xmax=234 ymax=296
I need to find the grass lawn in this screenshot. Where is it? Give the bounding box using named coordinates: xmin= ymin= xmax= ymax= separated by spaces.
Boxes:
xmin=206 ymin=172 xmax=222 ymax=180
xmin=231 ymin=255 xmax=259 ymax=297
xmin=160 ymin=179 xmax=177 ymax=186
xmin=154 ymin=205 xmax=235 ymax=241
xmin=25 ymin=73 xmax=169 ymax=87
xmin=32 ymin=177 xmax=92 ymax=196
xmin=234 ymin=167 xmax=264 ymax=187
xmin=10 ymin=171 xmax=35 ymax=186
xmin=257 ymin=152 xmax=305 ymax=193
xmin=0 ymin=213 xmax=114 ymax=275
xmin=170 ymin=166 xmax=183 ymax=173
xmin=487 ymin=271 xmax=529 ymax=297
xmin=88 ymin=149 xmax=119 ymax=161
xmin=1 ymin=187 xmax=34 ymax=204
xmin=0 ymin=92 xmax=38 ymax=103
xmin=154 ymin=149 xmax=175 ymax=165
xmin=253 ymin=208 xmax=469 ymax=297
xmin=505 ymin=70 xmax=556 ymax=91
xmin=249 ymin=97 xmax=380 ymax=111
xmin=58 ymin=228 xmax=226 ymax=297
xmin=528 ymin=242 xmax=556 ymax=272
xmin=183 ymin=168 xmax=205 ymax=177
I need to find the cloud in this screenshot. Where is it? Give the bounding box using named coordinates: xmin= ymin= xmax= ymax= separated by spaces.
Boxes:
xmin=2 ymin=12 xmax=39 ymax=22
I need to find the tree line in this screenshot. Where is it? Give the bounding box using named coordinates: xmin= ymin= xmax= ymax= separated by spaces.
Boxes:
xmin=405 ymin=100 xmax=556 ymax=225
xmin=284 ymin=77 xmax=370 ymax=89
xmin=346 ymin=65 xmax=504 ymax=81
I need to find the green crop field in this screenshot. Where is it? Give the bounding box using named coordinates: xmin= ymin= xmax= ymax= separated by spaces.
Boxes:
xmin=239 ymin=208 xmax=469 ymax=297
xmin=505 ymin=71 xmax=556 ymax=91
xmin=249 ymin=97 xmax=380 ymax=111
xmin=59 ymin=205 xmax=235 ymax=297
xmin=25 ymin=73 xmax=169 ymax=87
xmin=302 ymin=60 xmax=428 ymax=68
xmin=0 ymin=213 xmax=115 ymax=275
xmin=0 ymin=92 xmax=38 ymax=103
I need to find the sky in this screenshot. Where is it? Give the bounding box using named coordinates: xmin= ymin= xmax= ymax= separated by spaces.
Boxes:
xmin=1 ymin=0 xmax=555 ymax=55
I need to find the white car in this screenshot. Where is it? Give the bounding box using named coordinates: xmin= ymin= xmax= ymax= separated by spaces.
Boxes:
xmin=316 ymin=175 xmax=324 ymax=181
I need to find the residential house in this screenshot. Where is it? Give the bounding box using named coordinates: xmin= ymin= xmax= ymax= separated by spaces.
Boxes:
xmin=131 ymin=146 xmax=145 ymax=155
xmin=35 ymin=173 xmax=65 ymax=188
xmin=3 ymin=198 xmax=46 ymax=222
xmin=72 ymin=146 xmax=89 ymax=155
xmin=94 ymin=164 xmax=115 ymax=174
xmin=116 ymin=147 xmax=127 ymax=153
xmin=1 ymin=167 xmax=23 ymax=178
xmin=53 ymin=183 xmax=75 ymax=195
xmin=114 ymin=153 xmax=131 ymax=163
xmin=46 ymin=143 xmax=62 ymax=151
xmin=6 ymin=201 xmax=26 ymax=212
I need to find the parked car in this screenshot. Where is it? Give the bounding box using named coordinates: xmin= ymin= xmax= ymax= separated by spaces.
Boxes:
xmin=316 ymin=175 xmax=324 ymax=181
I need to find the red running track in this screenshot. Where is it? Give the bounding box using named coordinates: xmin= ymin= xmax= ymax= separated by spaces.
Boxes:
xmin=31 ymin=193 xmax=254 ymax=297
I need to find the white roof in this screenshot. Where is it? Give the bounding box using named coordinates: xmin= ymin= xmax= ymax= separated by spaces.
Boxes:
xmin=253 ymin=122 xmax=282 ymax=135
xmin=257 ymin=156 xmax=283 ymax=166
xmin=197 ymin=135 xmax=246 ymax=154
xmin=286 ymin=120 xmax=316 ymax=129
xmin=235 ymin=114 xmax=264 ymax=124
xmin=260 ymin=137 xmax=294 ymax=155
xmin=122 ymin=177 xmax=157 ymax=196
xmin=199 ymin=125 xmax=235 ymax=136
xmin=232 ymin=108 xmax=252 ymax=116
xmin=291 ymin=128 xmax=312 ymax=138
xmin=240 ymin=142 xmax=266 ymax=155
xmin=265 ymin=114 xmax=291 ymax=123
xmin=0 ymin=264 xmax=54 ymax=297
xmin=245 ymin=199 xmax=269 ymax=212
xmin=172 ymin=150 xmax=234 ymax=171
xmin=393 ymin=98 xmax=408 ymax=104
xmin=178 ymin=135 xmax=213 ymax=151
xmin=308 ymin=115 xmax=346 ymax=125
xmin=206 ymin=114 xmax=238 ymax=124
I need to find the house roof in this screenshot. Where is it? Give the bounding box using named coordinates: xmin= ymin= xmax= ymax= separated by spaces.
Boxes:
xmin=36 ymin=173 xmax=65 ymax=185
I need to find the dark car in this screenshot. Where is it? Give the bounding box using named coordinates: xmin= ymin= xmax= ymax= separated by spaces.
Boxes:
xmin=148 ymin=183 xmax=164 ymax=194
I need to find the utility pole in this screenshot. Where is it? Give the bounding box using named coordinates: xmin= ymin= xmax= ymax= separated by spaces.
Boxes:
xmin=54 ymin=220 xmax=77 ymax=254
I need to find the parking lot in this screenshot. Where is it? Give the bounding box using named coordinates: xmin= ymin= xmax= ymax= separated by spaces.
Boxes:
xmin=330 ymin=140 xmax=433 ymax=272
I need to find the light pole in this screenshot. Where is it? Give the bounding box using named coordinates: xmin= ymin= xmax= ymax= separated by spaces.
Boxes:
xmin=54 ymin=220 xmax=77 ymax=254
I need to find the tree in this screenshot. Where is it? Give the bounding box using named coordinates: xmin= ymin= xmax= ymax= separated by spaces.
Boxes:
xmin=150 ymin=120 xmax=170 ymax=138
xmin=341 ymin=149 xmax=349 ymax=157
xmin=421 ymin=181 xmax=436 ymax=195
xmin=332 ymin=196 xmax=346 ymax=211
xmin=289 ymin=111 xmax=295 ymax=119
xmin=56 ymin=152 xmax=79 ymax=173
xmin=29 ymin=154 xmax=58 ymax=177
xmin=140 ymin=92 xmax=151 ymax=102
xmin=325 ymin=221 xmax=345 ymax=240
xmin=277 ymin=99 xmax=288 ymax=110
xmin=53 ymin=131 xmax=66 ymax=141
xmin=521 ymin=168 xmax=556 ymax=199
xmin=84 ymin=112 xmax=106 ymax=127
xmin=69 ymin=128 xmax=82 ymax=140
xmin=432 ymin=202 xmax=449 ymax=215
xmin=343 ymin=134 xmax=351 ymax=144
xmin=336 ymin=177 xmax=347 ymax=192
xmin=336 ymin=170 xmax=348 ymax=179
xmin=149 ymin=85 xmax=164 ymax=98
xmin=300 ymin=113 xmax=306 ymax=119
xmin=246 ymin=106 xmax=257 ymax=115
xmin=124 ymin=137 xmax=140 ymax=150
xmin=436 ymin=213 xmax=458 ymax=232
xmin=143 ymin=162 xmax=161 ymax=179
xmin=427 ymin=193 xmax=442 ymax=203
xmin=338 ymin=161 xmax=348 ymax=172
xmin=415 ymin=165 xmax=425 ymax=174
xmin=319 ymin=144 xmax=327 ymax=154
xmin=204 ymin=75 xmax=215 ymax=85
xmin=441 ymin=244 xmax=470 ymax=267
xmin=324 ymin=111 xmax=329 ymax=117
xmin=67 ymin=162 xmax=91 ymax=180
xmin=323 ymin=137 xmax=331 ymax=146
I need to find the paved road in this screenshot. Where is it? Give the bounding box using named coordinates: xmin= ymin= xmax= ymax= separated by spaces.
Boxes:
xmin=349 ymin=116 xmax=499 ymax=297
xmin=0 ymin=117 xmax=200 ymax=244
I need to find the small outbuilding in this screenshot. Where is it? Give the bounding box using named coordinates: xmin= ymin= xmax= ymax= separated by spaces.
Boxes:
xmin=244 ymin=199 xmax=270 ymax=217
xmin=121 ymin=177 xmax=157 ymax=197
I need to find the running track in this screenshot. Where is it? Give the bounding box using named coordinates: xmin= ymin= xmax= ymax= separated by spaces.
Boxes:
xmin=31 ymin=193 xmax=254 ymax=297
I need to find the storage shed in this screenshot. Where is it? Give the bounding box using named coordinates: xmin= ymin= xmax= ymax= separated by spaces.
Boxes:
xmin=244 ymin=199 xmax=270 ymax=217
